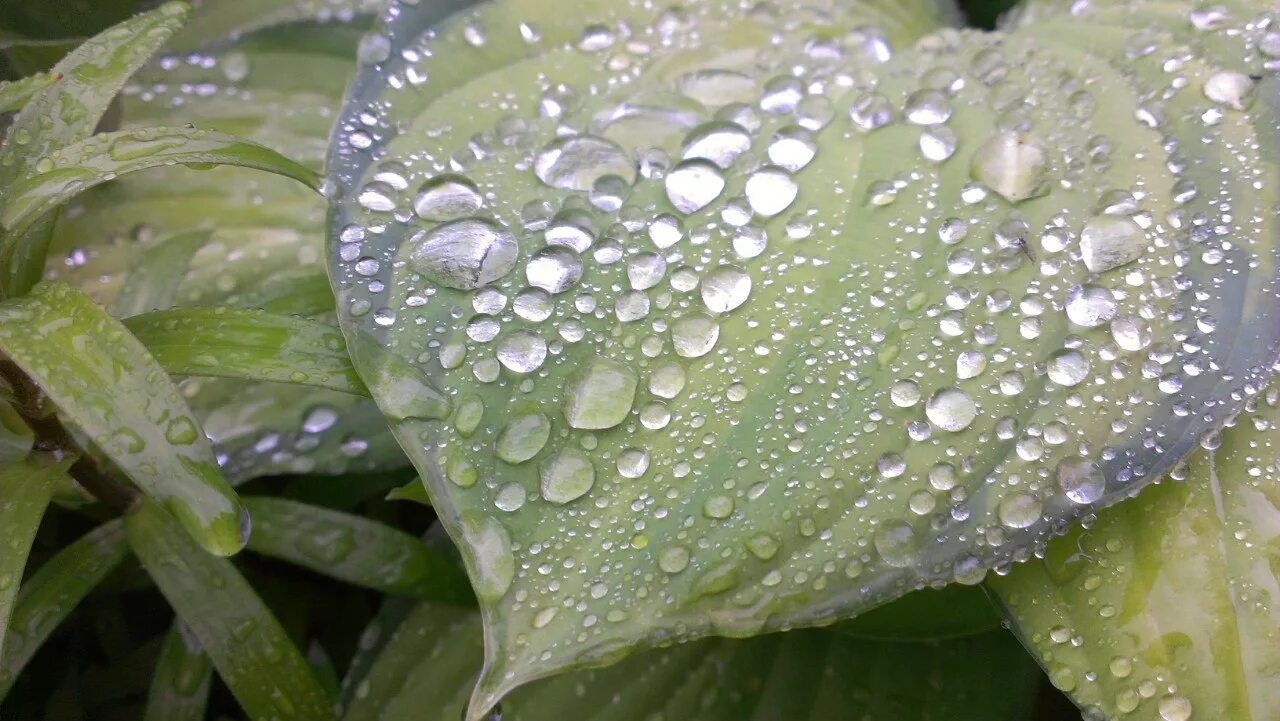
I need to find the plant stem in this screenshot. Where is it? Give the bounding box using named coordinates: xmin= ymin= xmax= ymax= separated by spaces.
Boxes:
xmin=1 ymin=360 xmax=140 ymax=509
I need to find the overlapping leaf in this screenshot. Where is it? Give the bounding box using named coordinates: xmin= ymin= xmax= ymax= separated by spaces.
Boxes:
xmin=126 ymin=499 xmax=337 ymax=721
xmin=326 ymin=0 xmax=1280 ymax=712
xmin=0 ymin=282 xmax=246 ymax=555
xmin=39 ymin=0 xmax=406 ymax=483
xmin=341 ymin=599 xmax=1038 ymax=721
xmin=0 ymin=456 xmax=65 ymax=665
xmin=992 ymin=384 xmax=1280 ymax=720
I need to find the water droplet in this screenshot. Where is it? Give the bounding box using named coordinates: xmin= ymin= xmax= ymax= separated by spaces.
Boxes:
xmin=1047 ymin=349 xmax=1090 ymax=387
xmin=408 ymin=218 xmax=518 ymax=290
xmin=657 ymin=545 xmax=690 ymax=573
xmin=1056 ymin=458 xmax=1105 ymax=504
xmin=970 ymin=131 xmax=1048 ymax=203
xmin=564 ymin=358 xmax=637 ymax=430
xmin=873 ymin=521 xmax=917 ymax=567
xmin=533 ymin=135 xmax=634 ymax=190
xmin=526 ymin=246 xmax=583 ymax=294
xmin=1157 ymin=695 xmax=1192 ymax=721
xmin=413 ymin=175 xmax=483 ymax=221
xmin=1080 ymin=216 xmax=1145 ymax=273
xmin=540 ymin=448 xmax=595 ymax=504
xmin=665 ymin=159 xmax=725 ymax=213
xmin=495 ymin=483 xmax=527 ymax=512
xmin=925 ymin=388 xmax=977 ymax=432
xmin=998 ymin=493 xmax=1043 ymax=529
xmin=700 ymin=265 xmax=751 ymax=313
xmin=682 ymin=121 xmax=751 ymax=168
xmin=495 ymin=412 xmax=551 ymax=464
xmin=744 ymin=166 xmax=797 ymax=217
xmin=461 ymin=516 xmax=514 ymax=601
xmin=616 ymin=448 xmax=650 ymax=478
xmin=671 ymin=313 xmax=720 ymax=358
xmin=496 ymin=331 xmax=548 ymax=373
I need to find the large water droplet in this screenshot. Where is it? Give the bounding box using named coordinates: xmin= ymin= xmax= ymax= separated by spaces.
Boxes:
xmin=408 ymin=218 xmax=518 ymax=290
xmin=970 ymin=131 xmax=1048 ymax=203
xmin=665 ymin=159 xmax=725 ymax=214
xmin=671 ymin=313 xmax=720 ymax=358
xmin=495 ymin=412 xmax=551 ymax=464
xmin=1080 ymin=216 xmax=1145 ymax=273
xmin=540 ymin=448 xmax=595 ymax=504
xmin=924 ymin=387 xmax=977 ymax=432
xmin=533 ymin=135 xmax=634 ymax=190
xmin=1056 ymin=458 xmax=1105 ymax=505
xmin=564 ymin=358 xmax=638 ymax=430
xmin=700 ymin=265 xmax=752 ymax=313
xmin=413 ymin=174 xmax=483 ymax=221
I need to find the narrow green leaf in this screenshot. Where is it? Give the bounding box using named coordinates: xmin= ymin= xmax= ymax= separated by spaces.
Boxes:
xmin=385 ymin=476 xmax=432 ymax=507
xmin=125 ymin=308 xmax=368 ymax=396
xmin=342 ymin=599 xmax=1039 ymax=721
xmin=113 ymin=230 xmax=212 ymax=318
xmin=0 ymin=520 xmax=129 ymax=701
xmin=2 ymin=126 xmax=322 ymax=240
xmin=0 ymin=2 xmax=190 ymax=189
xmin=0 ymin=282 xmax=246 ymax=556
xmin=242 ymin=496 xmax=472 ymax=603
xmin=126 ymin=499 xmax=337 ymax=721
xmin=0 ymin=70 xmax=55 ymax=113
xmin=224 ymin=270 xmax=337 ymax=317
xmin=166 ymin=0 xmax=385 ymax=53
xmin=0 ymin=3 xmax=191 ymax=297
xmin=992 ymin=386 xmax=1280 ymax=720
xmin=0 ymin=455 xmax=64 ymax=664
xmin=143 ymin=621 xmax=214 ymax=721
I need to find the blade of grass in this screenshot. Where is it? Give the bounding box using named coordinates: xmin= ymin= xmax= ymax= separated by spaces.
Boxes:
xmin=0 ymin=455 xmax=65 ymax=664
xmin=113 ymin=230 xmax=212 ymax=318
xmin=0 ymin=70 xmax=55 ymax=112
xmin=142 ymin=621 xmax=214 ymax=721
xmin=242 ymin=496 xmax=472 ymax=603
xmin=125 ymin=308 xmax=368 ymax=396
xmin=0 ymin=520 xmax=129 ymax=701
xmin=0 ymin=282 xmax=246 ymax=556
xmin=126 ymin=499 xmax=337 ymax=721
xmin=2 ymin=126 xmax=321 ymax=241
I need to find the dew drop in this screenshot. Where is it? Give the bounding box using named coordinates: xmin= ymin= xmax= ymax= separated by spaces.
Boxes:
xmin=408 ymin=218 xmax=518 ymax=290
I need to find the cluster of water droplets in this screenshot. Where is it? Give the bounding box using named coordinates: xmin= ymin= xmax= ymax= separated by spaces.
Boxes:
xmin=328 ymin=0 xmax=1280 ymax=703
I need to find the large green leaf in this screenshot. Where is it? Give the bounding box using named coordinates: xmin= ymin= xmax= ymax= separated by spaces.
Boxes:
xmin=342 ymin=599 xmax=1038 ymax=721
xmin=0 ymin=520 xmax=129 ymax=701
xmin=992 ymin=384 xmax=1280 ymax=720
xmin=326 ymin=0 xmax=1280 ymax=711
xmin=242 ymin=496 xmax=473 ymax=602
xmin=0 ymin=2 xmax=191 ymax=297
xmin=112 ymin=230 xmax=211 ymax=318
xmin=126 ymin=499 xmax=337 ymax=721
xmin=0 ymin=70 xmax=55 ymax=112
xmin=0 ymin=455 xmax=64 ymax=665
xmin=1 ymin=126 xmax=322 ymax=240
xmin=125 ymin=308 xmax=368 ymax=396
xmin=0 ymin=282 xmax=246 ymax=556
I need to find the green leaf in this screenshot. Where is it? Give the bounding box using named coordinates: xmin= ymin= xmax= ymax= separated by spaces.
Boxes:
xmin=0 ymin=70 xmax=55 ymax=112
xmin=143 ymin=621 xmax=214 ymax=721
xmin=385 ymin=476 xmax=432 ymax=507
xmin=126 ymin=499 xmax=337 ymax=721
xmin=0 ymin=2 xmax=191 ymax=296
xmin=342 ymin=599 xmax=1038 ymax=721
xmin=164 ymin=0 xmax=385 ymax=54
xmin=0 ymin=520 xmax=129 ymax=701
xmin=328 ymin=0 xmax=1280 ymax=710
xmin=223 ymin=270 xmax=337 ymax=317
xmin=2 ymin=126 xmax=322 ymax=241
xmin=0 ymin=455 xmax=64 ymax=665
xmin=0 ymin=282 xmax=246 ymax=556
xmin=991 ymin=385 xmax=1280 ymax=719
xmin=241 ymin=496 xmax=473 ymax=602
xmin=124 ymin=308 xmax=368 ymax=396
xmin=113 ymin=230 xmax=212 ymax=318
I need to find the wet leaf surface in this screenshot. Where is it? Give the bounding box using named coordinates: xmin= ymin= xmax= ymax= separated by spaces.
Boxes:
xmin=327 ymin=0 xmax=1280 ymax=712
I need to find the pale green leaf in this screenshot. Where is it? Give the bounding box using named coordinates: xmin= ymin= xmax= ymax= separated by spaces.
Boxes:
xmin=0 ymin=520 xmax=129 ymax=701
xmin=124 ymin=308 xmax=367 ymax=396
xmin=143 ymin=621 xmax=214 ymax=721
xmin=0 ymin=282 xmax=246 ymax=556
xmin=113 ymin=230 xmax=212 ymax=318
xmin=166 ymin=0 xmax=385 ymax=53
xmin=992 ymin=385 xmax=1280 ymax=720
xmin=241 ymin=496 xmax=472 ymax=602
xmin=2 ymin=126 xmax=322 ymax=241
xmin=0 ymin=455 xmax=64 ymax=665
xmin=0 ymin=70 xmax=55 ymax=113
xmin=126 ymin=499 xmax=337 ymax=721
xmin=327 ymin=0 xmax=1280 ymax=712
xmin=0 ymin=2 xmax=191 ymax=296
xmin=342 ymin=600 xmax=1038 ymax=721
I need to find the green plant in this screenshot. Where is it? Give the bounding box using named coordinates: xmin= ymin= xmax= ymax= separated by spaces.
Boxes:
xmin=0 ymin=0 xmax=1277 ymax=720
